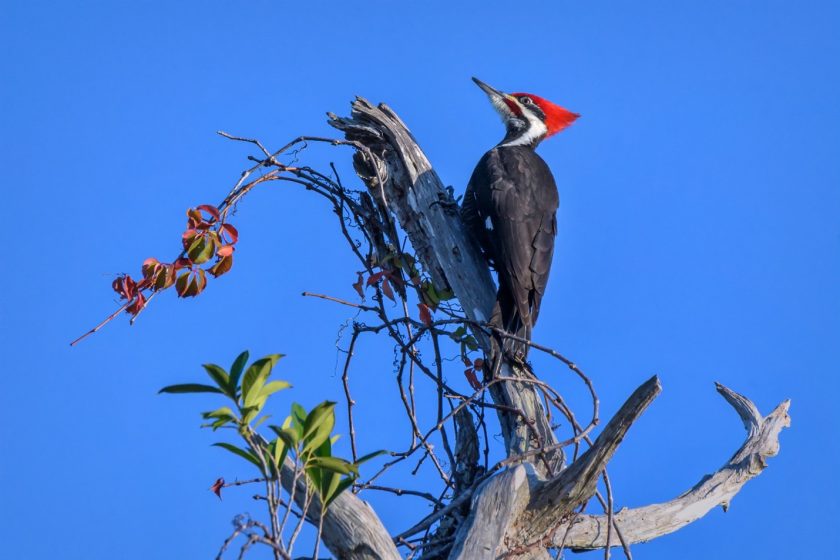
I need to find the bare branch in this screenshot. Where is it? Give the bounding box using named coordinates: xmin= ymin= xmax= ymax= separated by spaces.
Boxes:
xmin=520 ymin=376 xmax=661 ymax=540
xmin=447 ymin=376 xmax=660 ymax=558
xmin=557 ymin=383 xmax=790 ymax=550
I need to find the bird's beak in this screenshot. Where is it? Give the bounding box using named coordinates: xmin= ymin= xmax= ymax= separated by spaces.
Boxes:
xmin=472 ymin=77 xmax=509 ymax=101
xmin=472 ymin=77 xmax=518 ymax=119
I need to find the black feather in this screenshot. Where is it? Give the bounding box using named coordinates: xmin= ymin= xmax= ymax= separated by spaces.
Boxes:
xmin=461 ymin=146 xmax=558 ymax=358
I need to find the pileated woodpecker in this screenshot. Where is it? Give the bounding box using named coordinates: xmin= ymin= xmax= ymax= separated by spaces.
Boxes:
xmin=461 ymin=77 xmax=579 ymax=358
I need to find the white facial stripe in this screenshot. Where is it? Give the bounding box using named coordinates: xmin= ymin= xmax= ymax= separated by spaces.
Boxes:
xmin=501 ymin=102 xmax=547 ymax=147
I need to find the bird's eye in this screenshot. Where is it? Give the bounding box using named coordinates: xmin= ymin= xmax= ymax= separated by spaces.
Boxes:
xmin=520 ymin=97 xmax=532 ymax=105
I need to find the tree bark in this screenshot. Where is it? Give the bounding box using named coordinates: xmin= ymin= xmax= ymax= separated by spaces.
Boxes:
xmin=280 ymin=459 xmax=401 ymax=560
xmin=329 ymin=99 xmax=562 ymax=474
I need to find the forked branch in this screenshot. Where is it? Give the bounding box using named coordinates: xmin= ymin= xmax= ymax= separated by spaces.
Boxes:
xmin=558 ymin=383 xmax=790 ymax=550
xmin=448 ymin=376 xmax=661 ymax=558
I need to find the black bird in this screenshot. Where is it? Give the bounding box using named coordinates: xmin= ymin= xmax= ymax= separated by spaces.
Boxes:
xmin=461 ymin=77 xmax=579 ymax=358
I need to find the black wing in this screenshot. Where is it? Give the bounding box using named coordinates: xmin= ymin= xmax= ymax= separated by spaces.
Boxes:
xmin=462 ymin=147 xmax=559 ymax=348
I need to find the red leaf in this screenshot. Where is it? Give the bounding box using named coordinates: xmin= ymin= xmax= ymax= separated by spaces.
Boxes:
xmin=187 ymin=208 xmax=208 ymax=229
xmin=464 ymin=368 xmax=482 ymax=390
xmin=381 ymin=278 xmax=394 ymax=301
xmin=473 ymin=358 xmax=485 ymax=370
xmin=174 ymin=257 xmax=192 ymax=270
xmin=174 ymin=269 xmax=207 ymax=297
xmin=209 ymin=255 xmax=233 ymax=277
xmin=182 ymin=229 xmax=200 ymax=250
xmin=220 ymin=223 xmax=239 ymax=244
xmin=154 ymin=264 xmax=176 ymax=290
xmin=195 ymin=268 xmax=207 ymax=294
xmin=111 ymin=277 xmax=123 ymax=297
xmin=216 ymin=244 xmax=234 ymax=258
xmin=197 ymin=204 xmax=221 ymax=222
xmin=210 ymin=477 xmax=224 ymax=500
xmin=366 ymin=271 xmax=384 ymax=287
xmin=386 ymin=271 xmax=404 ymax=287
xmin=184 ymin=278 xmax=199 ymax=297
xmin=418 ymin=303 xmax=433 ymax=326
xmin=126 ymin=292 xmax=146 ymax=316
xmin=112 ymin=275 xmax=137 ymax=300
xmin=352 ymin=272 xmax=364 ymax=299
xmin=175 ymin=271 xmax=191 ymax=297
xmin=141 ymin=258 xmax=162 ymax=281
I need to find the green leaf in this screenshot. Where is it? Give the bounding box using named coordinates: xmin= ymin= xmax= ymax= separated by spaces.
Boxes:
xmin=202 ymin=406 xmax=237 ymax=421
xmin=202 ymin=364 xmax=230 ymax=395
xmin=436 ymin=288 xmax=455 ymax=301
xmin=258 ymin=380 xmax=291 ymax=398
xmin=324 ymin=473 xmax=342 ymax=503
xmin=303 ymin=401 xmax=336 ymax=440
xmin=212 ymin=442 xmax=263 ymax=471
xmin=242 ymin=403 xmax=265 ymax=425
xmin=159 ymin=383 xmax=223 ymax=395
xmin=270 ymin=437 xmax=289 ymax=470
xmin=326 ymin=477 xmax=356 ymax=506
xmin=308 ymin=456 xmax=356 ymax=475
xmin=229 ymin=350 xmax=249 ymax=395
xmin=188 ymin=236 xmax=214 ymax=264
xmin=241 ymin=355 xmax=283 ymax=406
xmin=314 ymin=434 xmax=332 ymax=458
xmin=355 ymin=449 xmax=388 ymax=464
xmin=271 ymin=426 xmax=300 ymax=449
xmin=261 ymin=446 xmax=280 ymax=479
xmin=291 ymin=403 xmax=307 ymax=435
xmin=209 ymin=417 xmax=232 ymax=431
xmin=306 ymin=464 xmax=322 ymax=490
xmin=424 ymin=282 xmax=441 ymax=306
xmin=269 ymin=424 xmax=285 ymax=437
xmin=303 ymin=402 xmax=336 ymax=453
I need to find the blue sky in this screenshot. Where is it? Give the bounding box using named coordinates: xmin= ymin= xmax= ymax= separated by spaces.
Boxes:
xmin=1 ymin=1 xmax=838 ymax=558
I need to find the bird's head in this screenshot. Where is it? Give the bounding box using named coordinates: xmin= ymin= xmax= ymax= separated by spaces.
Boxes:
xmin=472 ymin=77 xmax=579 ymax=148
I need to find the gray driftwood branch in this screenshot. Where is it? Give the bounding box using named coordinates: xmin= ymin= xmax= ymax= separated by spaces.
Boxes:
xmin=449 ymin=375 xmax=661 ymax=559
xmin=559 ymin=383 xmax=791 ymax=550
xmin=265 ymin=449 xmax=401 ymax=559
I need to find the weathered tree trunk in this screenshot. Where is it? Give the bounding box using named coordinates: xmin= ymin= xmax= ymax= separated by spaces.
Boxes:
xmin=293 ymin=98 xmax=792 ymax=559
xmin=279 ymin=460 xmax=401 ymax=559
xmin=329 ymin=100 xmax=563 ymax=475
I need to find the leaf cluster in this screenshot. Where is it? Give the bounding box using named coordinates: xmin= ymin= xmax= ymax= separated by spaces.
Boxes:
xmin=160 ymin=351 xmax=382 ymax=507
xmin=111 ymin=204 xmax=239 ymax=319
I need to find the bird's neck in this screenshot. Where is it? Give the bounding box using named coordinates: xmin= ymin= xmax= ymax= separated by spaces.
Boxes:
xmin=498 ymin=119 xmax=546 ymax=149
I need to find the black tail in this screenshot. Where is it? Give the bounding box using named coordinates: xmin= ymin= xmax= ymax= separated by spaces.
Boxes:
xmin=490 ymin=286 xmax=532 ymax=360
